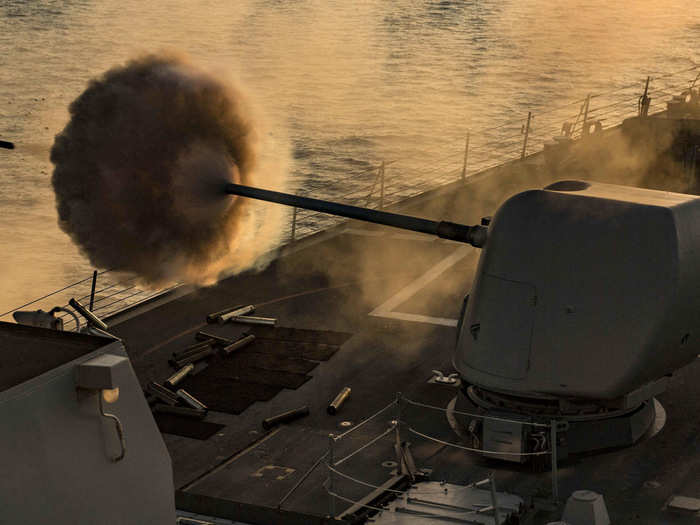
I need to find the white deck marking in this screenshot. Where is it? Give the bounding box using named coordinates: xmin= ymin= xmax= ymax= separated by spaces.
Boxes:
xmin=370 ymin=246 xmax=472 ymax=327
xmin=373 ymin=310 xmax=459 ymax=327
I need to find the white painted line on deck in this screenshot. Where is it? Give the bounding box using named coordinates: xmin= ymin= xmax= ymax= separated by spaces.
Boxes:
xmin=370 ymin=245 xmax=472 ymax=327
xmin=375 ymin=311 xmax=459 ymax=327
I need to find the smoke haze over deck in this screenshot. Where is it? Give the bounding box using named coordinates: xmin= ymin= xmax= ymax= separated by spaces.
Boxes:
xmin=1 ymin=0 xmax=699 ymax=312
xmin=50 ymin=55 xmax=285 ymax=286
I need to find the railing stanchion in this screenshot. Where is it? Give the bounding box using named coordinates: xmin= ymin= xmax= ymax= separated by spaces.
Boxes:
xmin=639 ymin=76 xmax=652 ymax=117
xmin=521 ymin=112 xmax=532 ymax=159
xmin=328 ymin=433 xmax=336 ymax=517
xmin=582 ymin=93 xmax=591 ymax=131
xmin=395 ymin=391 xmax=402 ymax=445
xmin=550 ymin=419 xmax=559 ymax=504
xmin=489 ymin=472 xmax=502 ymax=524
xmin=379 ymin=161 xmax=385 ymax=210
xmin=461 ymin=131 xmax=470 ymax=182
xmin=89 ymin=270 xmax=98 ymax=311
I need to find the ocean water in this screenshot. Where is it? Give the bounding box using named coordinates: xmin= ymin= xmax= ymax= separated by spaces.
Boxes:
xmin=1 ymin=0 xmax=699 ymax=314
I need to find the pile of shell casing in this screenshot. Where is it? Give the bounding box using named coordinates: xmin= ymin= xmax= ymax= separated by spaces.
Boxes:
xmin=147 ymin=320 xmax=260 ymax=420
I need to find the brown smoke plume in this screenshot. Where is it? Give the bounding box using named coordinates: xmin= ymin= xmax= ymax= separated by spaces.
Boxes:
xmin=51 ymin=54 xmax=282 ymax=286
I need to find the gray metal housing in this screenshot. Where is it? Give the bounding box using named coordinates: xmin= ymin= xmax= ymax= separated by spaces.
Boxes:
xmin=454 ymin=181 xmax=700 ymax=399
xmin=0 ymin=322 xmax=175 ymax=524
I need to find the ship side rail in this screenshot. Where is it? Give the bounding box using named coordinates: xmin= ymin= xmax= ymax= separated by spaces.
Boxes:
xmin=2 ymin=64 xmax=698 ymax=330
xmin=0 ymin=270 xmax=180 ymax=332
xmin=288 ymin=64 xmax=700 ymax=239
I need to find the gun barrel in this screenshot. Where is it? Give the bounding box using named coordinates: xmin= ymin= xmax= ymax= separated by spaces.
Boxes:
xmin=225 ymin=183 xmax=487 ymax=247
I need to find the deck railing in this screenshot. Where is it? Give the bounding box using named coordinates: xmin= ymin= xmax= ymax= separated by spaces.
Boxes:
xmin=2 ymin=64 xmax=698 ymax=330
xmin=274 ymin=391 xmax=562 ymax=521
xmin=287 ymin=64 xmax=699 ymax=239
xmin=0 ymin=270 xmax=179 ymax=332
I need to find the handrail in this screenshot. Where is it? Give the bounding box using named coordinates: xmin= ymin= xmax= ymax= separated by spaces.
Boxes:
xmin=325 ymin=391 xmax=558 ymax=520
xmin=333 ymin=399 xmax=397 ymax=440
xmin=0 ymin=269 xmax=112 ymax=319
xmin=406 ymin=425 xmax=550 ymax=456
xmin=333 ymin=426 xmax=396 ymax=467
xmin=402 ymin=397 xmax=551 ymax=427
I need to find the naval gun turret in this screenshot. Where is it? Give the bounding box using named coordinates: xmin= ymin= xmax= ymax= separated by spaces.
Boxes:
xmin=226 ymin=180 xmax=700 ymax=458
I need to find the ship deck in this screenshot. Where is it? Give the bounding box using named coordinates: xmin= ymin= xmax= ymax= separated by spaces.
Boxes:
xmin=108 ymin=136 xmax=700 ymax=524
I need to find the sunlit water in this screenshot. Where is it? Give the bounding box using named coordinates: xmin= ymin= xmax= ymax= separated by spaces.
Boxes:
xmin=1 ymin=0 xmax=699 ymax=313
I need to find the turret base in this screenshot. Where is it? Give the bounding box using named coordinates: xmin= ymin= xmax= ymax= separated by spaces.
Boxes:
xmin=449 ymin=385 xmax=664 ymax=463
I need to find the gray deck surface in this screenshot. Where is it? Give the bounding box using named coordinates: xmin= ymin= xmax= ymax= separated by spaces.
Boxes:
xmin=107 ymin=134 xmax=699 ymax=524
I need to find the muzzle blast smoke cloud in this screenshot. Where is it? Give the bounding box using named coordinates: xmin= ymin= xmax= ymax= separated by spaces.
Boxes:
xmin=51 ymin=54 xmax=271 ymax=285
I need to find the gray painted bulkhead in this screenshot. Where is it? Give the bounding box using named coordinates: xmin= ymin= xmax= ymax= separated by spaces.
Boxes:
xmin=0 ymin=323 xmax=175 ymax=524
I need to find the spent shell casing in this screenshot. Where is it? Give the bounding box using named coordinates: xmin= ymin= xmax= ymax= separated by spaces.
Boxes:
xmin=218 ymin=304 xmax=256 ymax=324
xmin=327 ymin=387 xmax=352 ymax=415
xmin=262 ymin=406 xmax=309 ymax=430
xmin=172 ymin=346 xmax=214 ymax=368
xmin=230 ymin=315 xmax=276 ymax=326
xmin=169 ymin=341 xmax=212 ymax=366
xmin=69 ymin=297 xmax=109 ymax=331
xmin=165 ymin=363 xmax=194 ymax=388
xmin=154 ymin=404 xmax=207 ymax=419
xmin=206 ymin=304 xmax=246 ymax=323
xmin=146 ymin=382 xmax=178 ymax=406
xmin=176 ymin=389 xmax=208 ymax=411
xmin=222 ymin=334 xmax=256 ymax=355
xmin=195 ymin=331 xmax=234 ymax=346
xmin=173 ymin=340 xmax=212 ymax=358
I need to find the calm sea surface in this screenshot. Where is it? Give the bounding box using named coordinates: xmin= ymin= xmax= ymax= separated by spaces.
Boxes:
xmin=1 ymin=0 xmax=699 ymax=313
